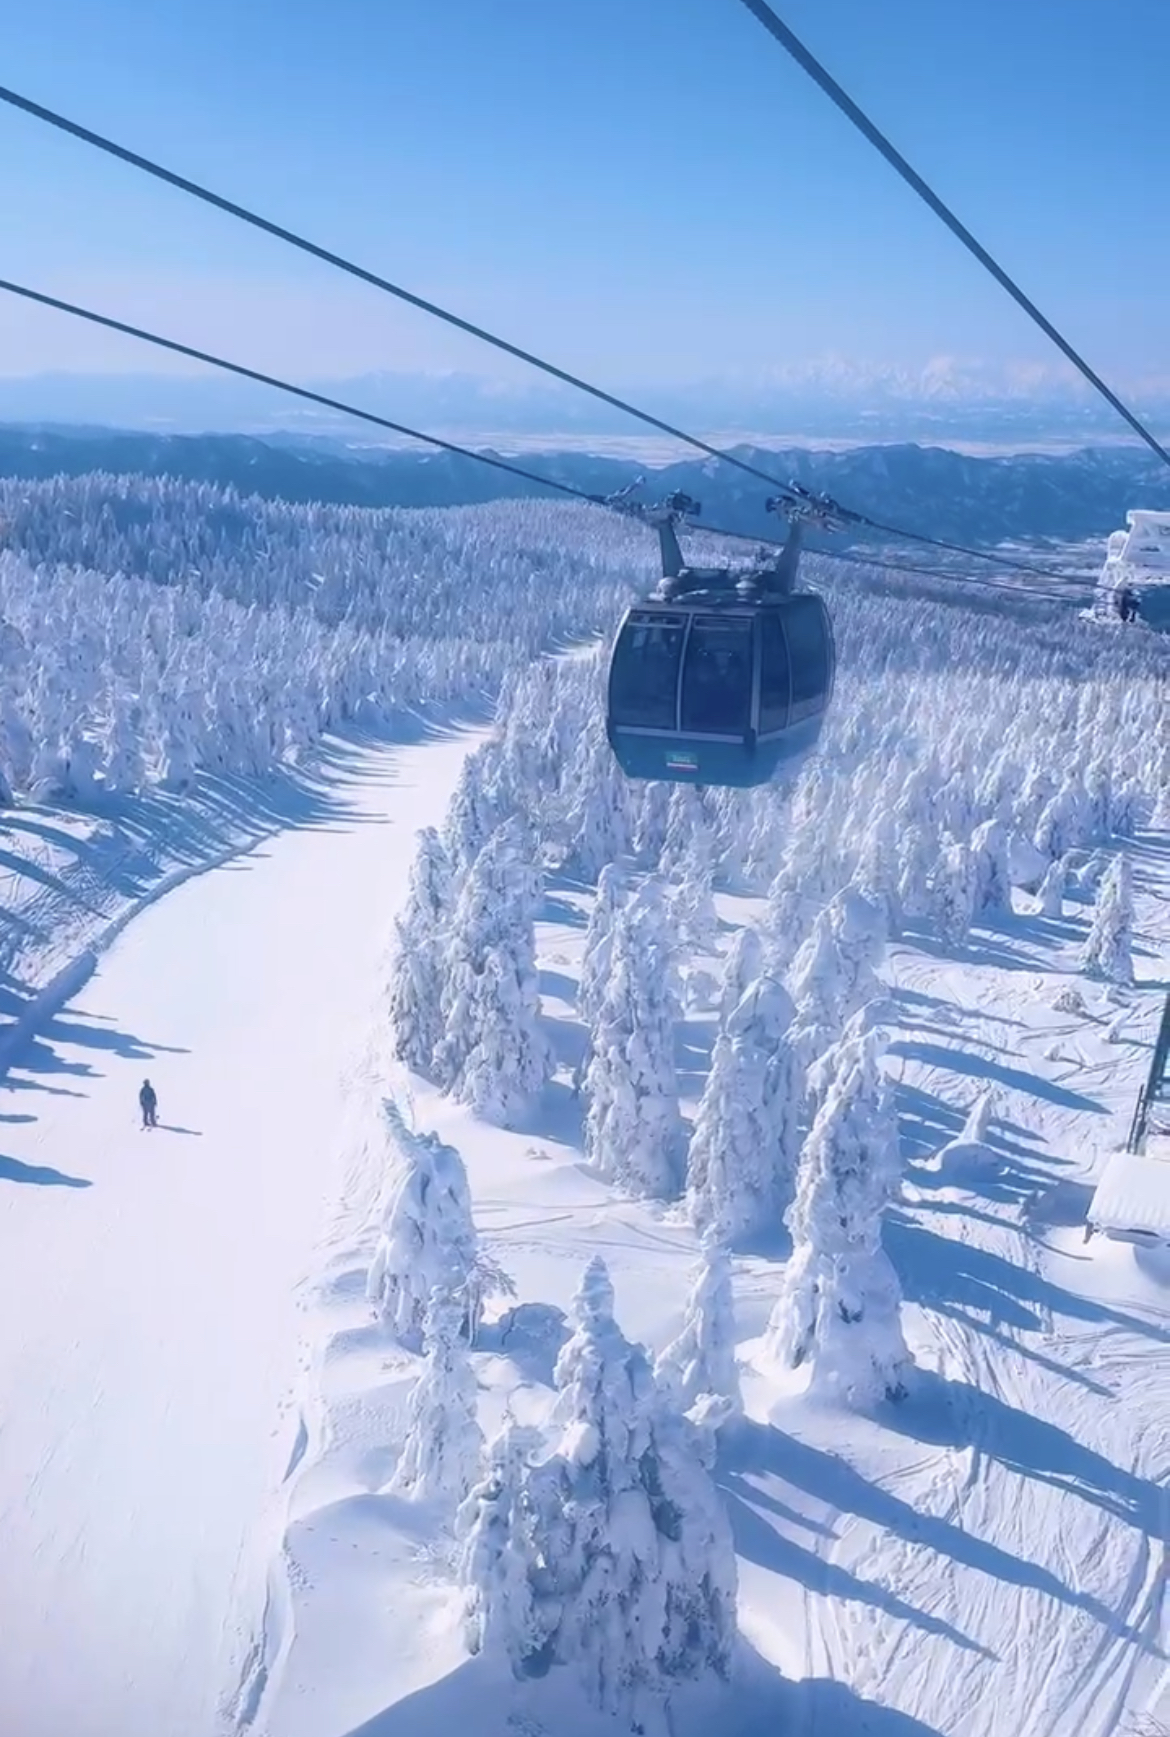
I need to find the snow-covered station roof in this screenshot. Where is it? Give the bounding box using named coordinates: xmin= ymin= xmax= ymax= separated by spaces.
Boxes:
xmin=1110 ymin=510 xmax=1170 ymax=571
xmin=1089 ymin=1135 xmax=1170 ymax=1241
xmin=1097 ymin=510 xmax=1170 ymax=629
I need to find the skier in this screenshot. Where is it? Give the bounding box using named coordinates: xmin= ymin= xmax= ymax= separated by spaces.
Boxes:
xmin=139 ymin=1078 xmax=158 ymax=1130
xmin=1117 ymin=584 xmax=1140 ymax=624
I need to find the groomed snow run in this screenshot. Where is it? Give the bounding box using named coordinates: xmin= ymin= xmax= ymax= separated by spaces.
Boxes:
xmin=0 ymin=731 xmax=478 ymax=1737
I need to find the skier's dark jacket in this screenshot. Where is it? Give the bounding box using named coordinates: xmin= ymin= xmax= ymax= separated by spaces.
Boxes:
xmin=139 ymin=1082 xmax=157 ymax=1111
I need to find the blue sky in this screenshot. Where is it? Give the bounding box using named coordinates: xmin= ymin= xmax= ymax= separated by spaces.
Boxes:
xmin=2 ymin=0 xmax=1168 ymax=400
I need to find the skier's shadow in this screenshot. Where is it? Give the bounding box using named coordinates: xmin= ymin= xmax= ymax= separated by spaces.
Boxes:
xmin=156 ymin=1124 xmax=203 ymax=1137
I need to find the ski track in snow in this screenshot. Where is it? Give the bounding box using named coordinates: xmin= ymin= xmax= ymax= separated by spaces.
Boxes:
xmin=0 ymin=731 xmax=479 ymax=1737
xmin=776 ymin=837 xmax=1170 ymax=1737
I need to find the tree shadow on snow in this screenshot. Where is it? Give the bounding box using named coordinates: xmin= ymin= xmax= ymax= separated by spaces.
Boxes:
xmin=538 ymin=968 xmax=581 ymax=1017
xmin=4 ymin=735 xmax=398 ymax=918
xmin=898 ymin=926 xmax=1042 ymax=975
xmin=2 ymin=1005 xmax=189 ymax=1099
xmin=507 ymin=1078 xmax=585 ymax=1153
xmin=728 ymin=1421 xmax=1120 ymax=1631
xmin=476 ymin=1301 xmax=569 ymax=1388
xmin=888 ymin=1214 xmax=1169 ymax=1347
xmin=342 ymin=1638 xmax=948 ymax=1737
xmin=887 ymin=1038 xmax=1104 ymax=1116
xmin=47 ymin=1009 xmax=189 ymax=1062
xmin=719 ymin=1471 xmax=991 ymax=1658
xmin=539 ymin=891 xmax=589 ymax=930
xmin=0 ymin=1152 xmax=91 ymax=1187
xmin=894 ymin=1080 xmax=1062 ymax=1202
xmin=675 ymin=1016 xmax=717 ymax=1097
xmin=885 ymin=1369 xmax=1166 ymax=1548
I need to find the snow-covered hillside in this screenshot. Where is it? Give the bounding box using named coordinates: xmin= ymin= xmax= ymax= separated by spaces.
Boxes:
xmin=0 ymin=488 xmax=1167 ymax=1737
xmin=251 ymin=598 xmax=1167 ymax=1737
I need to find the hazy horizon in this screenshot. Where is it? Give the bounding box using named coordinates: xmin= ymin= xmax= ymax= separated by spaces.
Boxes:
xmin=0 ymin=364 xmax=1164 ymax=455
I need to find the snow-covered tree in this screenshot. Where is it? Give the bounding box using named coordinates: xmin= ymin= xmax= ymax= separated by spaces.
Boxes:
xmin=1034 ymin=857 xmax=1066 ymax=918
xmin=0 ymin=693 xmax=33 ymax=790
xmin=1034 ymin=776 xmax=1091 ymax=863
xmin=102 ymin=694 xmax=146 ymax=795
xmin=718 ymin=924 xmax=765 ymax=1028
xmin=761 ymin=872 xmax=806 ymax=976
xmin=1151 ymin=760 xmax=1170 ymax=832
xmin=577 ymin=863 xmax=626 ymax=1028
xmin=367 ymin=1100 xmax=512 ymax=1347
xmin=387 ymin=826 xmax=456 ymax=1074
xmin=158 ymin=697 xmax=199 ymax=792
xmin=435 ymin=817 xmax=553 ymax=1123
xmin=788 ymin=887 xmax=888 ymax=1062
xmin=558 ymin=723 xmax=633 ymax=882
xmin=458 ymin=1421 xmax=544 ymax=1661
xmin=654 ymin=1230 xmax=742 ymax=1425
xmin=854 ymin=813 xmax=903 ymax=938
xmin=574 ymin=863 xmax=628 ymax=1092
xmin=1014 ymin=765 xmax=1057 ymax=838
xmin=804 ymin=999 xmax=890 ymax=1120
xmin=633 ymin=779 xmax=672 ymax=869
xmin=443 ymin=744 xmax=508 ymax=875
xmin=930 ymin=836 xmax=975 ymax=948
xmin=669 ymin=849 xmax=720 ymax=952
xmin=661 ymin=783 xmax=711 ymax=879
xmin=405 ymin=824 xmax=455 ymax=929
xmin=1081 ymin=852 xmax=1135 ymax=986
xmin=969 ymin=817 xmax=1013 ymax=918
xmin=386 ymin=917 xmax=443 ymax=1076
xmin=766 ymin=1030 xmax=910 ymax=1407
xmin=390 ymin=1287 xmax=484 ymax=1503
xmin=584 ymin=880 xmax=685 ymax=1199
xmin=897 ymin=818 xmax=940 ymax=923
xmin=687 ymin=973 xmax=801 ymax=1243
xmin=930 ymin=1089 xmax=996 ymax=1178
xmin=509 ymin=1259 xmax=737 ymax=1722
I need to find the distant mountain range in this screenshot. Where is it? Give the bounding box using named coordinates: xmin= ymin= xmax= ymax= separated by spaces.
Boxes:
xmin=1 ymin=423 xmax=1167 ymax=549
xmin=3 ymin=366 xmax=1169 ymax=447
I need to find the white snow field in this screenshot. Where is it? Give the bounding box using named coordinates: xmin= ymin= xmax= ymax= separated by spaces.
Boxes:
xmin=0 ymin=731 xmax=479 ymax=1737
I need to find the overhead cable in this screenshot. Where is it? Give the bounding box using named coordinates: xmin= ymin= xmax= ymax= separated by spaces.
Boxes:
xmin=732 ymin=0 xmax=1170 ymax=470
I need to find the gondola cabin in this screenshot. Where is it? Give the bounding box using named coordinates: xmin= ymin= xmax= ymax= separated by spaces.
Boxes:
xmin=605 ymin=501 xmax=835 ymax=789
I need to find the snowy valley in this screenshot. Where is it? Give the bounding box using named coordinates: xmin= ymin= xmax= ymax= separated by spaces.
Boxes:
xmin=0 ymin=483 xmax=1167 ymax=1737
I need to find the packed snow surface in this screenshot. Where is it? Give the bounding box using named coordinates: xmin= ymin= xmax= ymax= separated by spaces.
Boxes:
xmin=0 ymin=733 xmax=478 ymax=1737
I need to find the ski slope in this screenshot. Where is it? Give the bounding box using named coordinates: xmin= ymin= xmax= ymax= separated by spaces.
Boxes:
xmin=0 ymin=731 xmax=478 ymax=1737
